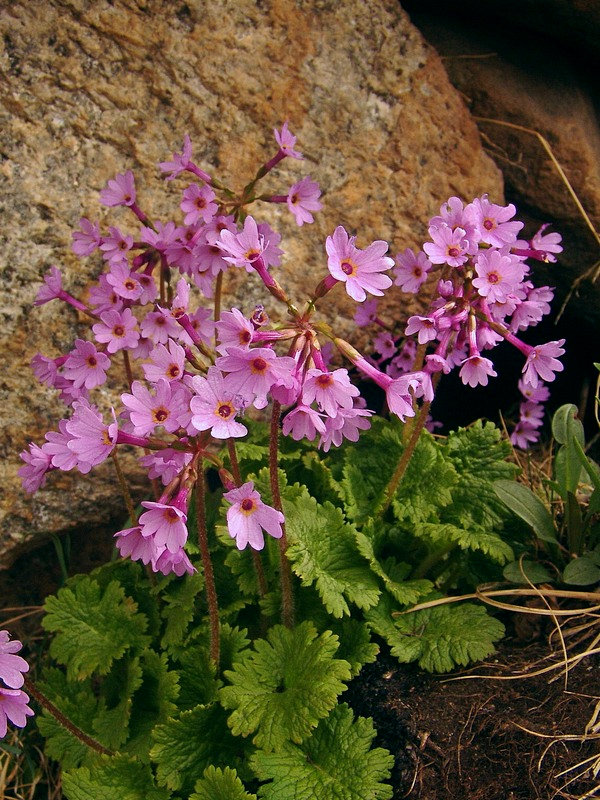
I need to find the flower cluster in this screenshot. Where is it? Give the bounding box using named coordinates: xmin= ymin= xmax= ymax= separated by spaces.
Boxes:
xmin=21 ymin=124 xmax=565 ymax=578
xmin=0 ymin=631 xmax=34 ymax=739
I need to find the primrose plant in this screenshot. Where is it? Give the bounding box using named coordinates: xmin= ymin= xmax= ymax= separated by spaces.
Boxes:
xmin=11 ymin=124 xmax=566 ymax=798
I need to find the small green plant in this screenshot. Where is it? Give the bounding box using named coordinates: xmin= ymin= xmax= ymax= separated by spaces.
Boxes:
xmin=495 ymin=403 xmax=600 ymax=586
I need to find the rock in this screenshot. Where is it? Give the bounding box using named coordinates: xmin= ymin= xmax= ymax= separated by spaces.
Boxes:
xmin=401 ymin=4 xmax=600 ymax=329
xmin=0 ymin=0 xmax=502 ymax=568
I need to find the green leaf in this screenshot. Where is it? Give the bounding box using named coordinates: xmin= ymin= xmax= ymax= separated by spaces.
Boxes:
xmin=503 ymin=560 xmax=553 ymax=584
xmin=366 ymin=593 xmax=504 ymax=673
xmin=36 ymin=668 xmax=100 ymax=769
xmin=552 ymin=404 xmax=585 ymax=446
xmin=62 ymin=754 xmax=169 ymax=800
xmin=220 ymin=622 xmax=351 ymax=752
xmin=151 ymin=702 xmax=251 ymax=794
xmin=562 ymin=557 xmax=600 ymax=586
xmin=250 ymin=704 xmax=393 ymax=800
xmin=493 ymin=480 xmax=557 ymax=543
xmin=391 ymin=434 xmax=457 ymax=525
xmin=190 ymin=766 xmax=257 ymax=800
xmin=418 ymin=522 xmax=514 ymax=564
xmin=157 ymin=571 xmax=205 ymax=649
xmin=93 ymin=655 xmax=143 ymax=749
xmin=327 ymin=618 xmax=379 ymax=678
xmin=355 ymin=528 xmax=433 ymax=605
xmin=340 ymin=418 xmax=403 ymax=524
xmin=284 ymin=490 xmax=380 ymax=617
xmin=43 ymin=578 xmax=150 ymax=681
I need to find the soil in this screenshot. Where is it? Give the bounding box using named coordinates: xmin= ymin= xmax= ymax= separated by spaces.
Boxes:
xmin=2 ymin=529 xmax=599 ymax=800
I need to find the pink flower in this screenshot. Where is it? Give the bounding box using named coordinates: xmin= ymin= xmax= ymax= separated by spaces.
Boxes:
xmin=121 ymin=379 xmax=188 ymax=436
xmin=302 ymin=368 xmax=359 ymax=417
xmin=394 ymin=248 xmax=432 ymax=293
xmin=105 ymin=262 xmax=142 ymax=300
xmin=88 ymin=274 xmax=124 ymax=314
xmin=42 ymin=420 xmax=81 ymax=472
xmin=153 ymin=547 xmax=196 ymax=576
xmin=224 ymin=482 xmax=284 ymax=550
xmin=139 ymin=449 xmax=193 ymax=485
xmin=282 ymin=404 xmax=326 ymax=441
xmin=141 ymin=310 xmax=180 ymax=344
xmin=72 ymin=218 xmax=101 ymax=256
xmin=30 ymin=353 xmax=65 ymax=388
xmin=274 ymin=122 xmax=303 ymax=159
xmin=114 ymin=526 xmax=159 ymax=565
xmin=93 ymin=308 xmax=139 ymax=353
xmin=180 ymin=183 xmax=217 ymax=225
xmin=459 ymin=355 xmax=498 ymax=387
xmin=373 ymin=331 xmax=396 ymax=360
xmin=63 ymin=339 xmax=110 ymax=390
xmin=405 ymin=315 xmax=437 ymax=344
xmin=354 ymin=299 xmax=379 ymax=327
xmin=465 ymin=194 xmax=523 ymax=247
xmin=18 ymin=443 xmax=52 ymax=493
xmin=65 ymin=401 xmax=118 ymax=468
xmin=100 ymin=170 xmax=137 ymax=207
xmin=216 ymin=309 xmax=254 ymax=354
xmin=423 ymin=224 xmax=475 ymax=268
xmin=189 ymin=367 xmax=248 ymax=439
xmin=511 ymin=421 xmax=541 ymax=449
xmin=139 ymin=489 xmax=189 ymax=553
xmin=159 ymin=135 xmax=193 ymax=180
xmin=0 ymin=688 xmax=34 ymax=738
xmin=216 ymin=346 xmax=296 ymax=409
xmin=521 ymin=339 xmax=565 ymax=387
xmin=216 ymin=216 xmax=265 ymax=269
xmin=319 ymin=406 xmax=372 ymax=452
xmin=34 ymin=266 xmax=63 ymax=306
xmin=143 ymin=339 xmax=186 ymax=383
xmin=100 ymin=227 xmax=134 ymax=266
xmin=287 ymin=176 xmax=322 ymax=226
xmin=326 ymin=226 xmax=393 ymax=302
xmin=0 ymin=631 xmax=29 ymax=690
xmin=472 ymin=250 xmax=525 ymax=304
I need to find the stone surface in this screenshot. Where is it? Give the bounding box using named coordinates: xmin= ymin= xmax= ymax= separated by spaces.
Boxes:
xmin=402 ymin=4 xmax=600 ymax=328
xmin=0 ymin=0 xmax=502 ymax=567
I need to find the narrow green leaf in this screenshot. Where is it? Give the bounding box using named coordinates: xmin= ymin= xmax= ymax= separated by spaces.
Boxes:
xmin=493 ymin=480 xmax=557 ymax=543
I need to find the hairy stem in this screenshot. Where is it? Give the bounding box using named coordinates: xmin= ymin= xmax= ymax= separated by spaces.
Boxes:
xmin=111 ymin=449 xmax=137 ymax=525
xmin=195 ymin=467 xmax=220 ymax=666
xmin=24 ymin=677 xmax=113 ymax=756
xmin=270 ymin=400 xmax=294 ymax=627
xmin=122 ymin=350 xmax=134 ymax=388
xmin=379 ymin=401 xmax=431 ymax=517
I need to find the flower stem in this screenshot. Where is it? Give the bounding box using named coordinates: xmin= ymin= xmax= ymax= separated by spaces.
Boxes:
xmin=270 ymin=401 xmax=294 ymax=627
xmin=111 ymin=449 xmax=137 ymax=525
xmin=24 ymin=677 xmax=113 ymax=756
xmin=195 ymin=467 xmax=220 ymax=667
xmin=378 ymin=401 xmax=431 ymax=517
xmin=122 ymin=350 xmax=134 ymax=387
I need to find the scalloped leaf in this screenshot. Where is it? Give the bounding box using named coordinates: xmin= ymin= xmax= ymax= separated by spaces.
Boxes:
xmin=283 ymin=489 xmax=380 ymax=617
xmin=151 ymin=702 xmax=252 ymax=794
xmin=157 ymin=571 xmax=205 ymax=649
xmin=220 ymin=622 xmax=351 ymax=752
xmin=62 ymin=754 xmax=169 ymax=800
xmin=43 ymin=578 xmax=150 ymax=681
xmin=250 ymin=703 xmax=393 ymax=800
xmin=190 ymin=766 xmax=257 ymax=800
xmin=93 ymin=655 xmax=143 ymax=750
xmin=417 ymin=523 xmax=514 ymax=564
xmin=366 ymin=593 xmax=504 ymax=673
xmin=327 ymin=618 xmax=379 ymax=678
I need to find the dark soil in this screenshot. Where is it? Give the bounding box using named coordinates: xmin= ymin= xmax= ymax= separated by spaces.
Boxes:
xmin=2 ymin=529 xmax=599 ymax=800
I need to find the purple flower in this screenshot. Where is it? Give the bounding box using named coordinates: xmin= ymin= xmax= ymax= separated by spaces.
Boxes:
xmin=72 ymin=218 xmax=101 ymax=256
xmin=319 ymin=406 xmax=372 ymax=452
xmin=423 ymin=224 xmax=475 ymax=268
xmin=472 ymin=250 xmax=525 ymax=304
xmin=0 ymin=631 xmax=29 ymax=690
xmin=326 ymin=226 xmax=393 ymax=302
xmin=101 ymin=227 xmax=134 ymax=266
xmin=301 ymin=368 xmax=359 ymax=417
xmin=216 ymin=309 xmax=254 ymax=354
xmin=0 ymin=688 xmax=34 ymax=739
xmin=141 ymin=310 xmax=180 ymax=344
xmin=139 ymin=490 xmax=189 ymax=553
xmin=465 ymin=194 xmax=523 ymax=247
xmin=114 ymin=526 xmax=159 ymax=565
xmin=180 ymin=184 xmax=217 ymax=226
xmin=92 ymin=308 xmax=140 ymax=353
xmin=143 ymin=339 xmax=186 ymax=383
xmin=405 ymin=315 xmax=437 ymax=344
xmin=34 ymin=266 xmax=63 ymax=306
xmin=18 ymin=443 xmax=52 ymax=493
xmin=105 ymin=262 xmax=142 ymax=300
xmin=100 ymin=170 xmax=137 ymax=207
xmin=282 ymin=404 xmax=327 ymax=441
xmin=274 ymin=122 xmax=303 ymax=160
xmin=287 ymin=176 xmax=322 ymax=226
xmin=216 ymin=346 xmax=296 ymax=410
xmin=153 ymin=547 xmax=196 ymax=576
xmin=65 ymin=401 xmax=118 ymax=468
xmin=459 ymin=355 xmax=498 ymax=387
xmin=121 ymin=379 xmax=188 ymax=436
xmin=224 ymin=482 xmax=284 ymax=550
xmin=63 ymin=339 xmax=110 ymax=390
xmin=511 ymin=421 xmax=541 ymax=449
xmin=393 ymin=248 xmax=432 ymax=293
xmin=216 ymin=216 xmax=266 ymax=269
xmin=354 ymin=299 xmax=379 ymax=328
xmin=159 ymin=135 xmax=193 ymax=180
xmin=521 ymin=340 xmax=565 ymax=387
xmin=189 ymin=367 xmax=248 ymax=439
xmin=42 ymin=420 xmax=81 ymax=472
